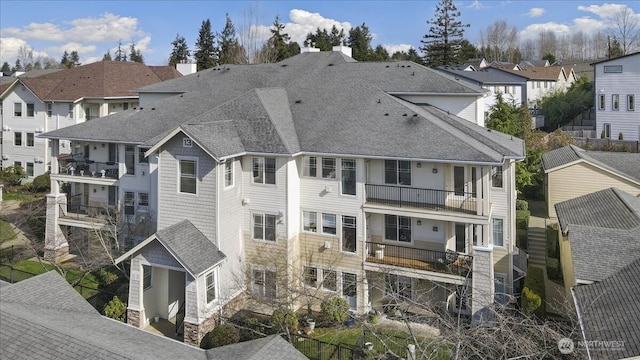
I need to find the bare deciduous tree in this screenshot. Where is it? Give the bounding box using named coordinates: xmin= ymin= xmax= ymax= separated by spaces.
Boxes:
xmin=611 ymin=7 xmax=640 ymax=54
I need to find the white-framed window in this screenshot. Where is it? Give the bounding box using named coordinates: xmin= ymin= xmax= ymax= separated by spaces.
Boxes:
xmin=628 ymin=94 xmax=635 ymax=111
xmin=491 ymin=166 xmax=503 ymax=188
xmin=125 ymin=146 xmax=135 ymax=175
xmin=26 ymin=103 xmax=34 ymax=117
xmin=68 ymin=103 xmax=74 ymax=118
xmin=14 ymin=161 xmax=22 ymax=169
xmin=494 ymin=274 xmax=506 ymax=304
xmin=341 ymin=159 xmax=356 ymax=195
xmin=384 ymin=215 xmax=411 ymax=242
xmin=26 ymin=162 xmax=34 ymax=177
xmin=26 ymin=133 xmax=34 ymax=147
xmin=385 ymin=274 xmax=412 ymax=300
xmin=224 ymin=160 xmax=233 ymax=187
xmin=341 ymin=272 xmax=357 ymax=308
xmin=303 ymin=211 xmax=317 ymax=232
xmin=603 ymin=65 xmax=623 ymax=73
xmin=303 ymin=266 xmax=318 ymax=287
xmin=492 ymin=218 xmax=504 ymax=247
xmin=322 ymin=213 xmax=336 ymax=235
xmin=123 ymin=102 xmax=129 ymax=110
xmin=14 ymin=132 xmax=22 ymax=146
xmin=46 ymin=103 xmax=52 ymax=117
xmin=138 ymin=192 xmax=149 ymax=211
xmin=253 ymin=213 xmax=276 ymax=241
xmin=322 ymin=157 xmax=336 ymax=179
xmin=179 ymin=159 xmax=197 ymax=194
xmin=598 ymin=93 xmax=605 ymax=110
xmin=253 ymin=268 xmax=276 ymax=298
xmin=342 ymin=215 xmax=356 ymax=253
xmin=124 ymin=191 xmax=136 ymax=223
xmin=603 ymin=123 xmax=611 ymax=139
xmin=303 ymin=156 xmax=317 ymax=177
xmin=612 ymin=94 xmax=619 ymax=111
xmin=143 ymin=265 xmax=152 ymax=290
xmin=13 ymin=102 xmax=22 ymax=117
xmin=385 ymin=160 xmax=411 ymax=185
xmin=322 ymin=269 xmax=337 ymax=292
xmin=206 ymin=270 xmax=218 ymax=303
xmin=252 ymin=157 xmax=276 ymax=184
xmin=138 ymin=147 xmax=149 ymax=164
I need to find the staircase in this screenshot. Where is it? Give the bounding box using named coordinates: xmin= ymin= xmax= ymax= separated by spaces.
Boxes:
xmin=527 ymin=219 xmax=547 ymax=267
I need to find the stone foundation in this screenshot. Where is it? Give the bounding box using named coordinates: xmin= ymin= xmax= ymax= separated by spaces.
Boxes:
xmin=43 ymin=245 xmax=69 ymax=263
xmin=183 ymin=315 xmax=217 ymax=346
xmin=127 ymin=309 xmax=142 ymax=328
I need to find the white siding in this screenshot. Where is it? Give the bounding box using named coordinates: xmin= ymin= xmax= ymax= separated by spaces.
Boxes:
xmin=393 ymin=94 xmax=482 ymax=125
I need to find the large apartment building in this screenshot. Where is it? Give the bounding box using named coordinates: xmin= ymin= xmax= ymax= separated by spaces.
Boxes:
xmin=41 ymin=47 xmax=525 ymax=346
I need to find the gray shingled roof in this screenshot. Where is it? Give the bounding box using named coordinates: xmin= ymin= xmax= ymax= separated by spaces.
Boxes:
xmin=41 ymin=51 xmax=524 ymax=164
xmin=542 ymin=145 xmax=640 ymax=183
xmin=154 ymin=220 xmax=227 ymax=276
xmin=0 ymin=271 xmax=307 ymax=360
xmin=573 ymin=258 xmax=640 ymax=360
xmin=436 ymin=67 xmax=527 ymax=85
xmin=555 ymin=188 xmax=640 ymax=282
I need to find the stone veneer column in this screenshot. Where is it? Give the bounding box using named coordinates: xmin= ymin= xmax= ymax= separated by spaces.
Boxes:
xmin=44 ymin=193 xmax=69 ymax=262
xmin=183 ymin=316 xmax=217 ymax=347
xmin=471 ymin=246 xmax=494 ymax=324
xmin=127 ymin=309 xmax=142 ymax=328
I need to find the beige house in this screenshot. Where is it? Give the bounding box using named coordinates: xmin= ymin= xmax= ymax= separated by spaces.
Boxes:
xmin=542 ymin=145 xmax=640 ymax=219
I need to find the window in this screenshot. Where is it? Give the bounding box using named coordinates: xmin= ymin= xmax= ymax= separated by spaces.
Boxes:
xmin=108 ymin=143 xmax=117 ymax=162
xmin=253 ymin=213 xmax=276 ymax=241
xmin=342 ymin=272 xmax=357 ymax=304
xmin=322 ymin=213 xmax=336 ymax=235
xmin=14 ymin=132 xmax=22 ymax=146
xmin=628 ymin=95 xmax=635 ymax=111
xmin=138 ymin=192 xmax=149 ymax=210
xmin=68 ymin=104 xmax=74 ymax=118
xmin=124 ymin=192 xmax=135 ymax=223
xmin=603 ymin=65 xmax=623 ymax=73
xmin=123 ymin=102 xmax=129 ymax=110
xmin=26 ymin=103 xmax=34 ymax=117
xmin=14 ymin=161 xmax=22 ymax=169
xmin=322 ymin=157 xmax=336 ymax=179
xmin=494 ymin=274 xmax=506 ymax=304
xmin=385 ymin=274 xmax=412 ymax=300
xmin=492 ymin=218 xmax=503 ymax=247
xmin=224 ymin=160 xmax=233 ymax=187
xmin=612 ymin=94 xmax=619 ymax=111
xmin=303 ymin=211 xmax=317 ymax=232
xmin=303 ymin=156 xmax=316 ymax=177
xmin=603 ymin=123 xmax=611 ymax=139
xmin=125 ymin=146 xmax=135 ymax=175
xmin=46 ymin=103 xmax=52 ymax=117
xmin=598 ymin=94 xmax=605 ymax=110
xmin=138 ymin=147 xmax=149 ymax=163
xmin=385 ymin=215 xmax=411 ymax=242
xmin=143 ymin=265 xmax=152 ymax=290
xmin=14 ymin=103 xmax=21 ymax=117
xmin=253 ymin=269 xmax=276 ymax=298
xmin=179 ymin=159 xmax=197 ymax=194
xmin=26 ymin=162 xmax=34 ymax=176
xmin=252 ymin=157 xmax=276 ymax=184
xmin=322 ymin=269 xmax=337 ymax=291
xmin=26 ymin=133 xmax=34 ymax=147
xmin=303 ymin=266 xmax=317 ymax=287
xmin=491 ymin=166 xmax=503 ymax=188
xmin=342 ymin=215 xmax=356 ymax=252
xmin=385 ymin=160 xmax=411 ymax=185
xmin=341 ymin=159 xmax=356 ymax=195
xmin=206 ymin=271 xmax=217 ymax=303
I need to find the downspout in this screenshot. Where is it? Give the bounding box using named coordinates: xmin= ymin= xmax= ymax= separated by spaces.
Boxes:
xmin=571 ymin=287 xmax=592 ymax=360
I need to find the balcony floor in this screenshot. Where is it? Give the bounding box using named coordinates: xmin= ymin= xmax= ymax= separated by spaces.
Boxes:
xmin=366 ymin=253 xmax=472 ymax=277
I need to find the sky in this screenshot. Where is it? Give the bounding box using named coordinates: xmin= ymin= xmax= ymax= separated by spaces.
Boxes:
xmin=1 ymin=0 xmax=639 ymax=66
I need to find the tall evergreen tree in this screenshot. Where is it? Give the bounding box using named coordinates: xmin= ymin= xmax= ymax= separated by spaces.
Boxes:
xmin=69 ymin=51 xmax=80 ymax=67
xmin=218 ymin=14 xmax=246 ymax=64
xmin=103 ymin=51 xmax=112 ymax=61
xmin=194 ymin=19 xmax=217 ymax=70
xmin=129 ymin=43 xmax=144 ymax=63
xmin=420 ymin=0 xmax=470 ymax=67
xmin=115 ymin=40 xmax=127 ymax=61
xmin=169 ymin=34 xmax=190 ymax=66
xmin=60 ymin=51 xmax=70 ymax=68
xmin=269 ymin=15 xmax=293 ymax=62
xmin=305 ymin=26 xmax=344 ymax=51
xmin=348 ymin=23 xmax=374 ymax=60
xmin=1 ymin=62 xmax=11 ymax=73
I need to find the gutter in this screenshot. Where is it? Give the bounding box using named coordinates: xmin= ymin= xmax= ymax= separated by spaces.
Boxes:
xmin=571 ymin=287 xmax=592 ymax=360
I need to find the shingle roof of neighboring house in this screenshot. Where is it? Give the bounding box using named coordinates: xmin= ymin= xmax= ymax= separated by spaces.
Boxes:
xmin=573 ymin=258 xmax=640 ymax=360
xmin=590 ymin=51 xmax=640 ymax=65
xmin=555 ymin=188 xmax=640 ymax=282
xmin=0 ymin=271 xmax=306 ymax=360
xmin=9 ymin=61 xmax=181 ymax=101
xmin=496 ymin=66 xmax=566 ymax=81
xmin=519 ymin=60 xmax=549 ymax=68
xmin=542 ymin=145 xmax=640 ymax=183
xmin=436 ymin=67 xmax=527 ymax=85
xmin=42 ymin=52 xmax=524 ymax=164
xmin=0 ymin=68 xmax=63 ymax=95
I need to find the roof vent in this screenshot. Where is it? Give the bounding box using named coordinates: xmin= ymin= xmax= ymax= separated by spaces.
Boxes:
xmin=295 ymin=100 xmax=302 ymax=104
xmin=328 ymin=63 xmax=334 ymax=66
xmin=281 ymin=64 xmax=288 ymax=67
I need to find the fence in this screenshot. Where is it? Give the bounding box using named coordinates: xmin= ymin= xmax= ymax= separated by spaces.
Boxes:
xmin=288 ymin=333 xmax=356 ymax=360
xmin=572 ymin=138 xmax=640 ymax=152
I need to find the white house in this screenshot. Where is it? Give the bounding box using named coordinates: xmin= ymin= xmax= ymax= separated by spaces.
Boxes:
xmin=592 ymin=52 xmax=640 ymax=141
xmin=41 ymin=47 xmax=525 ymax=346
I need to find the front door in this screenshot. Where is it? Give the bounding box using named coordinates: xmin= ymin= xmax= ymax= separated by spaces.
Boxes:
xmin=453 ymin=166 xmax=466 ymax=196
xmin=342 ymin=272 xmax=357 ymax=310
xmin=455 ymin=223 xmax=466 ymax=253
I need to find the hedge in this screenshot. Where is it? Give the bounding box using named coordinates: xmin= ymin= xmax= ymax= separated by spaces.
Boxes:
xmin=521 ymin=266 xmax=545 ymax=317
xmin=516 ymin=210 xmax=530 ymax=230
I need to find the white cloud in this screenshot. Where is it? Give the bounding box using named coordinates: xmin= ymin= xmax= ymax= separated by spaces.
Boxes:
xmin=518 ymin=22 xmax=571 ymax=42
xmin=0 ymin=38 xmax=50 ymax=65
xmin=527 ymin=8 xmax=545 ymax=18
xmin=286 ymin=9 xmax=352 ymax=45
xmin=577 ymin=3 xmax=628 ymax=19
xmin=383 ymin=43 xmax=413 ymax=55
xmin=468 ymin=1 xmax=485 ymax=10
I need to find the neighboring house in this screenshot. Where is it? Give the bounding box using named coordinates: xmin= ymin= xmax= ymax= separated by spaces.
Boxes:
xmin=490 ymin=65 xmax=577 ymax=108
xmin=542 ymin=145 xmax=640 ymax=219
xmin=0 ymin=271 xmax=307 ymax=360
xmin=41 ymin=47 xmax=525 ymax=346
xmin=592 ymin=52 xmax=640 ymax=141
xmin=518 ymin=60 xmax=550 ymax=69
xmin=0 ymin=61 xmax=182 ymax=177
xmin=554 ymin=188 xmax=640 ymax=359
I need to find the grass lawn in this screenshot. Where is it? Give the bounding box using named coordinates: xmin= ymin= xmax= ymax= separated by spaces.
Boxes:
xmin=0 ymin=219 xmax=16 ymax=243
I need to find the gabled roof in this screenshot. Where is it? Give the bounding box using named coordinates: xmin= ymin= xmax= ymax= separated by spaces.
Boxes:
xmin=8 ymin=61 xmax=181 ymax=102
xmin=42 ymin=52 xmax=524 ymax=164
xmin=436 ymin=67 xmax=526 ymax=85
xmin=519 ymin=60 xmax=549 ymax=68
xmin=495 ymin=66 xmax=566 ymax=81
xmin=573 ymin=258 xmax=640 ymax=359
xmin=116 ymin=220 xmax=226 ymax=277
xmin=0 ymin=271 xmax=306 ymax=360
xmin=590 ymin=51 xmax=640 ymax=65
xmin=542 ymin=145 xmax=640 ymax=184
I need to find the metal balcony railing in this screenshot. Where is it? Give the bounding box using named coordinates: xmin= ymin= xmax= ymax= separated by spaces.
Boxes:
xmin=59 ymin=159 xmax=119 ymax=179
xmin=365 ymin=241 xmax=472 ymax=277
xmin=365 ymin=184 xmax=477 ymax=214
xmin=61 ymin=204 xmax=114 ymax=223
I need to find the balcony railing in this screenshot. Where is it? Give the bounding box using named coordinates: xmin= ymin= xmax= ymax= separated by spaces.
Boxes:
xmin=365 ymin=184 xmax=477 ymax=214
xmin=61 ymin=204 xmax=115 ymax=223
xmin=59 ymin=159 xmax=119 ymax=179
xmin=365 ymin=241 xmax=472 ymax=277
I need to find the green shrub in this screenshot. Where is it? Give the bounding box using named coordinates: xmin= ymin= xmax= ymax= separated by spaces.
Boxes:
xmin=0 ymin=165 xmax=27 ymax=186
xmin=600 ymin=130 xmax=606 ymax=139
xmin=200 ymin=323 xmax=239 ymax=349
xmin=546 ymin=258 xmax=562 ymax=280
xmin=270 ymin=308 xmax=298 ymax=334
xmin=369 ymin=312 xmax=380 ymax=324
xmin=103 ymin=296 xmax=127 ymax=322
xmin=95 ymin=268 xmax=119 ymax=285
xmin=516 ymin=210 xmax=530 ymax=230
xmin=31 ymin=173 xmax=50 ymax=192
xmin=321 ymin=296 xmax=350 ymax=324
xmin=546 ymin=227 xmax=559 ymax=258
xmin=521 ymin=266 xmax=545 ymax=317
xmin=516 ymin=229 xmax=528 ymax=250
xmin=515 ymin=199 xmax=529 ymax=211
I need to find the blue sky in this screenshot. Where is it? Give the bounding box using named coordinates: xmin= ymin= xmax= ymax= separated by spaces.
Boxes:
xmin=1 ymin=0 xmax=638 ymax=66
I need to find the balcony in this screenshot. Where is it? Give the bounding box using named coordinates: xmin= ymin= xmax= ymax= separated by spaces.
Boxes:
xmin=58 ymin=204 xmax=115 ymax=229
xmin=60 ymin=159 xmax=119 ymax=179
xmin=365 ymin=242 xmax=472 ymax=278
xmin=365 ymin=184 xmax=478 ymax=215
